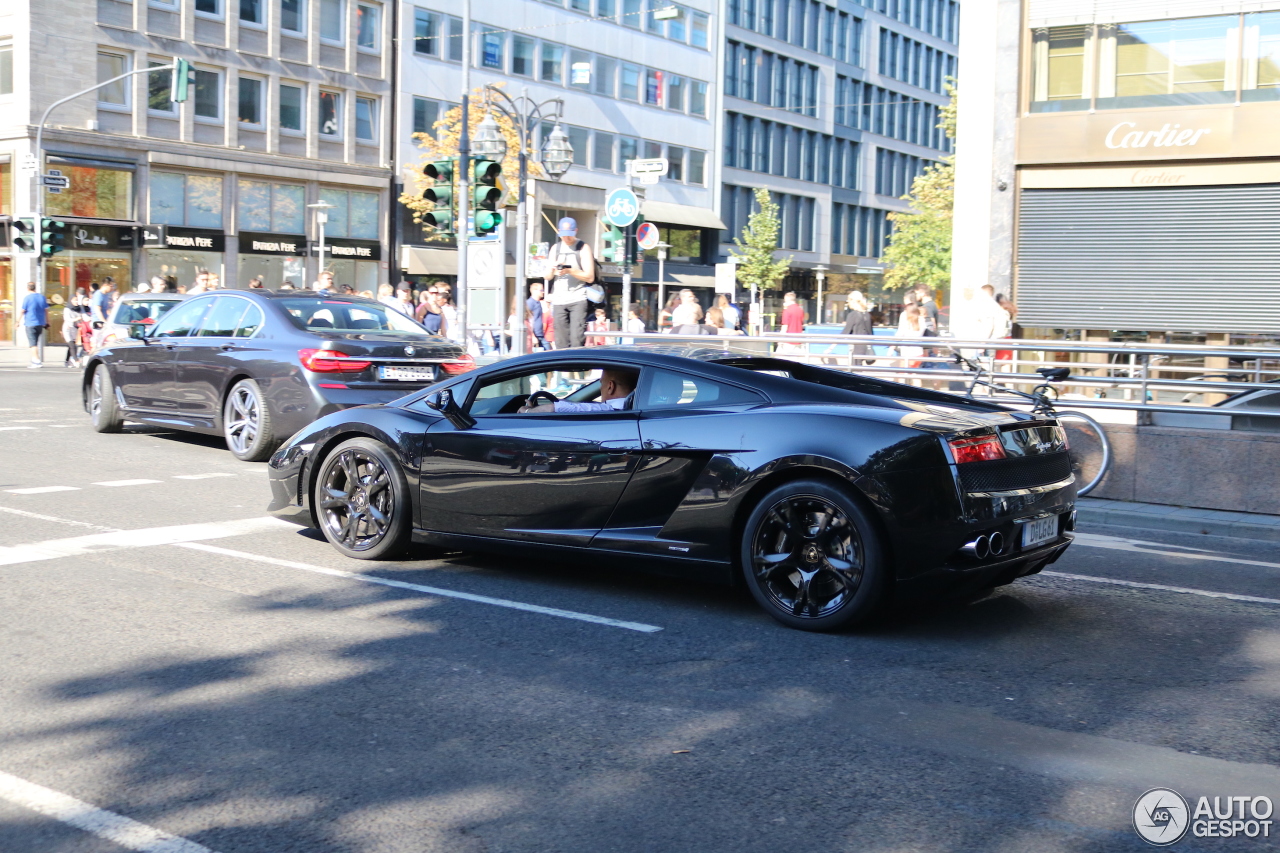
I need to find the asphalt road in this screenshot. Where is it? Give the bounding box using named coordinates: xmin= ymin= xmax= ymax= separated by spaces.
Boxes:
xmin=0 ymin=364 xmax=1277 ymax=853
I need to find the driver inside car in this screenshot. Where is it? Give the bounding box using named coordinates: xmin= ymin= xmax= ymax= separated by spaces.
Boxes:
xmin=518 ymin=369 xmax=638 ymax=414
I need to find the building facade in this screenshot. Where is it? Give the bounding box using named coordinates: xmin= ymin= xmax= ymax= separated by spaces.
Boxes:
xmin=721 ymin=0 xmax=958 ymax=322
xmin=953 ymin=0 xmax=1280 ymax=343
xmin=397 ymin=0 xmax=722 ymax=325
xmin=0 ymin=0 xmax=394 ymax=343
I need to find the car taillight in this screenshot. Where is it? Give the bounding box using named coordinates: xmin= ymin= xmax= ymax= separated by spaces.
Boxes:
xmin=298 ymin=348 xmax=372 ymax=373
xmin=949 ymin=434 xmax=1006 ymax=464
xmin=440 ymin=353 xmax=477 ymax=375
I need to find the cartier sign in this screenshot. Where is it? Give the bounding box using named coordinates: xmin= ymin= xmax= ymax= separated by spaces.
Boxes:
xmin=1015 ymin=105 xmax=1264 ymax=165
xmin=1103 ymin=121 xmax=1212 ymax=150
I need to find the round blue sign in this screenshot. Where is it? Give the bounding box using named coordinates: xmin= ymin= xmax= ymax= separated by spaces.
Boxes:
xmin=605 ymin=188 xmax=640 ymax=228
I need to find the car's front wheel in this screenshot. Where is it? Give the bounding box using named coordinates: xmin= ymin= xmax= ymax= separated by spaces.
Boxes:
xmin=740 ymin=478 xmax=887 ymax=631
xmin=314 ymin=437 xmax=411 ymax=560
xmin=223 ymin=379 xmax=275 ymax=462
xmin=89 ymin=364 xmax=124 ymax=433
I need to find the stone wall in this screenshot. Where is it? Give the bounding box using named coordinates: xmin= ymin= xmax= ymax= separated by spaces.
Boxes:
xmin=1088 ymin=424 xmax=1280 ymax=515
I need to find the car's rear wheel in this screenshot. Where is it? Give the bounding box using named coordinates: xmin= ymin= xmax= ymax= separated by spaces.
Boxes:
xmin=223 ymin=379 xmax=275 ymax=462
xmin=314 ymin=437 xmax=411 ymax=560
xmin=740 ymin=479 xmax=887 ymax=631
xmin=89 ymin=364 xmax=124 ymax=433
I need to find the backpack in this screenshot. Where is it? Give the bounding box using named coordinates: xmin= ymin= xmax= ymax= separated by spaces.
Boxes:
xmin=550 ymin=240 xmax=603 ymax=302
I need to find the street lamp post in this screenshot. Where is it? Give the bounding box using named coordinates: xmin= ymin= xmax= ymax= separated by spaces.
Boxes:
xmin=655 ymin=241 xmax=670 ymax=330
xmin=307 ymin=201 xmax=336 ymax=286
xmin=814 ymin=264 xmax=827 ymax=324
xmin=473 ymin=86 xmax=572 ymax=356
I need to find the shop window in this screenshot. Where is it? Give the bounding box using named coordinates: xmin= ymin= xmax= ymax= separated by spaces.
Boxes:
xmin=237 ymin=180 xmax=304 ymax=233
xmin=194 ymin=68 xmax=222 ymax=120
xmin=148 ymin=61 xmax=175 ymax=113
xmin=281 ymin=0 xmax=306 ymax=33
xmin=355 ymin=96 xmax=377 ymax=141
xmin=1 ymin=43 xmax=14 ymax=95
xmin=238 ymin=76 xmax=263 ymax=126
xmin=45 ymin=163 xmax=133 ymax=221
xmin=643 ymin=225 xmax=702 ymax=263
xmin=320 ymin=0 xmax=343 ymax=42
xmin=151 ymin=172 xmax=223 ymax=228
xmin=318 ymin=190 xmax=379 ymax=239
xmin=356 ymin=3 xmax=379 ymax=50
xmin=280 ymin=83 xmax=303 ymax=132
xmin=97 ymin=52 xmax=129 ymax=107
xmin=0 ymin=161 xmax=11 ymax=216
xmin=318 ymin=90 xmax=340 ymax=136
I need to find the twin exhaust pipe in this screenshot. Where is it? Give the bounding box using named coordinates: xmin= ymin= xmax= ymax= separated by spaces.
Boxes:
xmin=961 ymin=532 xmax=1005 ymax=560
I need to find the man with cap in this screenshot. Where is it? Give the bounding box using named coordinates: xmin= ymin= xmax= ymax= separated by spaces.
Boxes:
xmin=544 ymin=216 xmax=597 ymax=349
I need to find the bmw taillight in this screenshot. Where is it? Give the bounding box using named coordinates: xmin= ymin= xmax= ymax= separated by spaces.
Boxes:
xmin=298 ymin=348 xmax=372 ymax=373
xmin=440 ymin=352 xmax=477 ymax=375
xmin=948 ymin=434 xmax=1006 ymax=464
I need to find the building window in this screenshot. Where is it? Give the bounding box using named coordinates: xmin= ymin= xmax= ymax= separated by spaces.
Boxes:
xmin=620 ymin=63 xmax=640 ymax=100
xmin=318 ymin=90 xmax=340 ymax=135
xmin=45 ymin=163 xmax=133 ymax=220
xmin=668 ymin=6 xmax=687 ymax=41
xmin=194 ymin=68 xmax=221 ymax=120
xmin=412 ymin=97 xmax=439 ymax=136
xmin=238 ymin=76 xmax=263 ymax=126
xmin=688 ymin=149 xmax=705 ymax=185
xmin=281 ymin=0 xmax=305 ymax=33
xmin=622 ymin=0 xmax=641 ymax=29
xmin=449 ymin=17 xmax=464 ymax=61
xmin=540 ymin=43 xmax=564 ymax=83
xmin=240 ymin=0 xmax=264 ymax=25
xmin=570 ymin=50 xmax=591 ymax=89
xmin=1246 ymin=11 xmax=1280 ymax=100
xmin=151 ymin=172 xmax=223 ymax=229
xmin=356 ymin=3 xmax=379 ymax=50
xmin=355 ymin=96 xmax=376 ymax=140
xmin=691 ymin=11 xmax=708 ymax=48
xmin=97 ymin=52 xmax=129 ymax=107
xmin=320 ymin=0 xmax=343 ymax=42
xmin=645 ymin=69 xmax=662 ymax=104
xmin=280 ymin=83 xmax=303 ymax=131
xmin=148 ymin=61 xmax=175 ymax=113
xmin=414 ymin=9 xmax=438 ymax=55
xmin=321 ymin=189 xmax=380 ymax=239
xmin=617 ymin=136 xmax=638 ymax=172
xmin=1030 ymin=26 xmax=1089 ymax=111
xmin=667 ymin=145 xmax=684 ymax=181
xmin=666 ymin=75 xmax=685 ymax=110
xmin=480 ymin=27 xmax=505 ymax=69
xmin=596 ymin=0 xmax=616 ymax=20
xmin=566 ymin=125 xmax=590 ymax=166
xmin=238 ymin=180 xmax=304 ymax=233
xmin=593 ymin=131 xmax=615 ymax=171
xmin=594 ymin=55 xmax=616 ymax=96
xmin=511 ymin=35 xmax=534 ymax=76
xmin=0 ymin=44 xmax=12 ymax=96
xmin=690 ymin=80 xmax=707 ymax=116
xmin=195 ymin=0 xmax=222 ymax=17
xmin=1101 ymin=16 xmax=1235 ymax=108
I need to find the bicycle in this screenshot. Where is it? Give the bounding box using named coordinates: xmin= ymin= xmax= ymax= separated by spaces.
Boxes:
xmin=952 ymin=352 xmax=1112 ymax=496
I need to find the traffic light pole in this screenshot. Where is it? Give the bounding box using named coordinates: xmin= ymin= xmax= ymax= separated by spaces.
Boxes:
xmin=456 ymin=0 xmax=471 ymax=352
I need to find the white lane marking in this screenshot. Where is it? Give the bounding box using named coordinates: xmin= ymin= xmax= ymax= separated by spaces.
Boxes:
xmin=1073 ymin=531 xmax=1280 ymax=571
xmin=0 ymin=506 xmax=118 ymax=532
xmin=0 ymin=426 xmax=37 ymax=431
xmin=0 ymin=517 xmax=291 ymax=567
xmin=6 ymin=486 xmax=81 ymax=495
xmin=0 ymin=769 xmax=218 ymax=853
xmin=1039 ymin=572 xmax=1280 ymax=606
xmin=172 ymin=473 xmax=236 ymax=480
xmin=48 ymin=424 xmax=75 ymax=428
xmin=180 ymin=542 xmax=665 ymax=633
xmin=93 ymin=479 xmax=164 ymax=487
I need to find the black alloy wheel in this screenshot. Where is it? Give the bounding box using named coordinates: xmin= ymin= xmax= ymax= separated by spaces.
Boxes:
xmin=314 ymin=437 xmax=411 ymax=560
xmin=89 ymin=364 xmax=124 ymax=433
xmin=741 ymin=479 xmax=886 ymax=631
xmin=223 ymin=379 xmax=275 ymax=462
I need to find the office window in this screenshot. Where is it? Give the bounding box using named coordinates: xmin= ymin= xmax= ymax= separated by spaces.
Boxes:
xmin=511 ymin=35 xmax=534 ymax=76
xmin=151 ymin=172 xmax=223 ymax=229
xmin=147 ymin=61 xmax=175 ymax=113
xmin=617 ymin=136 xmax=638 ymax=172
xmin=356 ymin=4 xmax=379 ymax=50
xmin=196 ymin=0 xmax=221 ymax=15
xmin=594 ymin=55 xmax=616 ymax=96
xmin=480 ymin=27 xmax=505 ymax=69
xmin=414 ymin=9 xmax=438 ymax=55
xmin=644 ymin=139 xmax=662 ymax=159
xmin=97 ymin=52 xmax=128 ymax=106
xmin=570 ymin=0 xmax=590 ymax=11
xmin=320 ymin=0 xmax=343 ymax=41
xmin=318 ymin=90 xmax=340 ymax=135
xmin=1030 ymin=25 xmax=1088 ymax=111
xmin=281 ymin=0 xmax=305 ymax=32
xmin=622 ymin=0 xmax=641 ymax=28
xmin=540 ymin=43 xmax=564 ymax=83
xmin=688 ymin=150 xmax=705 ymax=185
xmin=240 ymin=0 xmax=263 ymax=24
xmin=593 ymin=131 xmax=615 ymax=170
xmin=690 ymin=80 xmax=707 ymax=116
xmin=567 ymin=125 xmax=590 ymax=166
xmin=1247 ymin=11 xmax=1280 ymax=98
xmin=412 ymin=97 xmax=439 ymax=135
xmin=645 ymin=69 xmax=663 ymax=104
xmin=569 ymin=50 xmax=591 ymax=89
xmin=668 ymin=7 xmax=687 ymax=41
xmin=666 ymin=75 xmax=685 ymax=111
xmin=238 ymin=76 xmax=263 ymax=125
xmin=448 ymin=17 xmax=464 ymax=61
xmin=667 ymin=145 xmax=684 ymax=181
xmin=1102 ymin=15 xmax=1235 ymax=107
xmin=355 ymin=96 xmax=376 ymax=140
xmin=620 ymin=63 xmax=640 ymax=100
xmin=596 ymin=0 xmax=616 ymax=20
xmin=0 ymin=44 xmax=11 ymax=96
xmin=280 ymin=83 xmax=303 ymax=131
xmin=645 ymin=0 xmax=663 ymax=33
xmin=194 ymin=68 xmax=221 ymax=119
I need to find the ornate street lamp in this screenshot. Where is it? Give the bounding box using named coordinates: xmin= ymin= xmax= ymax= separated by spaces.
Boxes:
xmin=542 ymin=124 xmax=573 ymax=180
xmin=472 ymin=112 xmax=508 ymax=161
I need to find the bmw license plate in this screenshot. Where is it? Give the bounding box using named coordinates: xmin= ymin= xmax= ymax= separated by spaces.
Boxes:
xmin=378 ymin=365 xmax=436 ymax=382
xmin=1021 ymin=515 xmax=1059 ymax=549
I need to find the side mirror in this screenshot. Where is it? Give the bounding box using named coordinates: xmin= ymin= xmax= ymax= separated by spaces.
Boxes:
xmin=127 ymin=323 xmax=149 ymax=340
xmin=92 ymin=320 xmax=104 ymax=330
xmin=425 ymin=388 xmax=475 ymax=430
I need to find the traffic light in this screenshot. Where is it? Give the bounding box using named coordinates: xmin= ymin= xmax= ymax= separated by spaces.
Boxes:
xmin=12 ymin=218 xmax=37 ymax=254
xmin=40 ymin=218 xmax=68 ymax=257
xmin=602 ymin=224 xmax=626 ymax=263
xmin=471 ymin=159 xmax=502 ymax=236
xmin=171 ymin=58 xmax=195 ymax=103
xmin=422 ymin=159 xmax=455 ymax=237
xmin=629 ymin=214 xmax=646 ymax=263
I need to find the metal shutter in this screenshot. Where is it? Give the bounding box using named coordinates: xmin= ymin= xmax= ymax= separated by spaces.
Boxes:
xmin=1015 ymin=184 xmax=1280 ymax=333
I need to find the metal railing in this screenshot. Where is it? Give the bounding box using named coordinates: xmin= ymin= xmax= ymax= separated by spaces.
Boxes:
xmin=569 ymin=329 xmax=1280 ymax=421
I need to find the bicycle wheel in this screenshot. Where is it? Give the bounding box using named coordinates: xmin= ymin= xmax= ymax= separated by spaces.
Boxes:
xmin=1056 ymin=411 xmax=1111 ymax=497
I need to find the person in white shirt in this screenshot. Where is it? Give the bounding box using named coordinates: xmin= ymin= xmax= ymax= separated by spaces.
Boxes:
xmin=670 ymin=289 xmax=702 ymax=328
xmin=545 ymin=217 xmax=598 ymax=349
xmin=715 ymin=294 xmax=741 ymax=331
xmin=519 ymin=369 xmax=637 ymax=414
xmin=377 ymin=283 xmax=400 ymax=310
xmin=623 ymin=303 xmax=646 ymax=345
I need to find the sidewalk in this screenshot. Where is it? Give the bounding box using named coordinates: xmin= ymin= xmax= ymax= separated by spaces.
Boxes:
xmin=1077 ymin=497 xmax=1280 ymax=542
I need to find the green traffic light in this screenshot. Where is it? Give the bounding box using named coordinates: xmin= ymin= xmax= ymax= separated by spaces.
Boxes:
xmin=423 ymin=159 xmax=456 ymax=235
xmin=474 ymin=210 xmax=502 ymax=236
xmin=40 ymin=218 xmax=67 ymax=257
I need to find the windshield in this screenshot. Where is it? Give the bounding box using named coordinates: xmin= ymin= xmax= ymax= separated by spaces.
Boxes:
xmin=278 ymin=298 xmax=434 ymax=336
xmin=114 ymin=299 xmax=180 ymax=325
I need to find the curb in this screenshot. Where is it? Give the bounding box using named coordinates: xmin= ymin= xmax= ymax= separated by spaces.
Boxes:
xmin=1077 ymin=500 xmax=1280 ymax=543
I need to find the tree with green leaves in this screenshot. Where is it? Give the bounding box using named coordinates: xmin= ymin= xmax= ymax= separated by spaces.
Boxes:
xmin=729 ymin=188 xmax=793 ymax=302
xmin=881 ymin=80 xmax=957 ymax=294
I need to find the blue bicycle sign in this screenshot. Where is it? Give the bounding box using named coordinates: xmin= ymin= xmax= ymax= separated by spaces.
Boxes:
xmin=605 ymin=188 xmax=640 ymax=227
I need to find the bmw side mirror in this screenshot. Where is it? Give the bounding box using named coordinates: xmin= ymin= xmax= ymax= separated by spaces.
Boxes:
xmin=426 ymin=389 xmax=475 ymax=430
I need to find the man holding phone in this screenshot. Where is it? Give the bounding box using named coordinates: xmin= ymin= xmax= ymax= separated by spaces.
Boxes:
xmin=544 ymin=217 xmax=599 ymax=349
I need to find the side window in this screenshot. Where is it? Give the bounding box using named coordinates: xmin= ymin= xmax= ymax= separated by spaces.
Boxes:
xmin=152 ymin=299 xmax=213 ymax=338
xmin=235 ymin=303 xmax=265 ymax=337
xmin=197 ymin=297 xmax=250 ymax=337
xmin=642 ymin=369 xmax=765 ymax=410
xmin=468 ymin=366 xmax=610 ymax=416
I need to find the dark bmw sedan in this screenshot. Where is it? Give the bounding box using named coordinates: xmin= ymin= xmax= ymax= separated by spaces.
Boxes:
xmin=82 ymin=290 xmax=475 ymax=461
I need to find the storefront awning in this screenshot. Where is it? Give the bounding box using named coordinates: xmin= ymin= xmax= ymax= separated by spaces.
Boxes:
xmin=640 ymin=201 xmax=725 ymax=230
xmin=401 ymin=246 xmax=457 ymax=275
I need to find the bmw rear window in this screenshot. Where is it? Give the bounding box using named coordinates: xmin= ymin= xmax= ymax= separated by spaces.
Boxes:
xmin=278 ymin=297 xmax=435 ymax=336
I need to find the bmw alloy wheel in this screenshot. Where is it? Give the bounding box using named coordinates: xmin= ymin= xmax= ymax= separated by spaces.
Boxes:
xmin=225 ymin=385 xmax=260 ymax=456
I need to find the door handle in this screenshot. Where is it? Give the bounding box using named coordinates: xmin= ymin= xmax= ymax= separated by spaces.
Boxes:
xmin=220 ymin=344 xmax=238 ymax=351
xmin=599 ymin=439 xmax=643 ymax=451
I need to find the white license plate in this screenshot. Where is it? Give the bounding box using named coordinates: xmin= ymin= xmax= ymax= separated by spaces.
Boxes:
xmin=378 ymin=365 xmax=436 ymax=382
xmin=1021 ymin=515 xmax=1059 ymax=549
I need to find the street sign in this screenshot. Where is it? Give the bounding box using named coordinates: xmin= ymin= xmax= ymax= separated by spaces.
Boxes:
xmin=21 ymin=154 xmax=39 ymax=174
xmin=604 ymin=187 xmax=640 ymax=227
xmin=41 ymin=173 xmax=70 ymax=189
xmin=635 ymin=222 xmax=659 ymax=251
xmin=599 ymin=263 xmax=626 ymax=276
xmin=715 ymin=262 xmax=737 ymax=294
xmin=628 ymin=158 xmax=668 ymax=177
